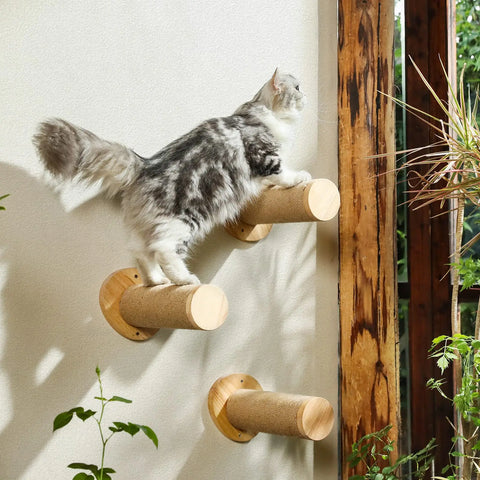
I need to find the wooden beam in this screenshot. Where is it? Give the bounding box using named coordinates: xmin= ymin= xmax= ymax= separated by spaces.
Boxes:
xmin=338 ymin=0 xmax=398 ymax=476
xmin=404 ymin=0 xmax=455 ymax=466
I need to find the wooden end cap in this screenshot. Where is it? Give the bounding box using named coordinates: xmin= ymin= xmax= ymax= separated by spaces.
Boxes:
xmin=304 ymin=179 xmax=340 ymax=222
xmin=187 ymin=284 xmax=229 ymax=330
xmin=296 ymin=397 xmax=335 ymax=441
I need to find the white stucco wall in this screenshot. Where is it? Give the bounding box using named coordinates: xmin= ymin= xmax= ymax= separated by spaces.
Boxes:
xmin=0 ymin=2 xmax=338 ymax=479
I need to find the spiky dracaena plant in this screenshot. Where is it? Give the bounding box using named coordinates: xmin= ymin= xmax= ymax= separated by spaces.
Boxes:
xmin=392 ymin=58 xmax=480 ymax=479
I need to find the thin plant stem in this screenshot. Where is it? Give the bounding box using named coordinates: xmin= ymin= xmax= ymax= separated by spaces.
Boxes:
xmin=472 ymin=298 xmax=480 ymax=480
xmin=451 ymin=196 xmax=465 ymax=337
xmin=96 ymin=371 xmax=107 ymax=480
xmin=476 ymin=295 xmax=480 ymax=343
xmin=452 ymin=196 xmax=465 ymax=477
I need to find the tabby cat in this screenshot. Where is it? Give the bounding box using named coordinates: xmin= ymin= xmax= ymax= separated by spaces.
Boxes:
xmin=34 ymin=69 xmax=311 ymax=285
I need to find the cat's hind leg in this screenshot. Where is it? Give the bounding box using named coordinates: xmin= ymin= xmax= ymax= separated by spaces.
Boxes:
xmin=150 ymin=219 xmax=200 ymax=286
xmin=136 ymin=250 xmax=170 ymax=286
xmin=128 ymin=233 xmax=169 ymax=286
xmin=154 ymin=248 xmax=200 ymax=286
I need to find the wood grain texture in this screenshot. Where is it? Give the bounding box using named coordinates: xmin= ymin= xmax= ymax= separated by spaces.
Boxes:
xmin=224 ymin=220 xmax=273 ymax=242
xmin=99 ymin=268 xmax=158 ymax=341
xmin=208 ymin=374 xmax=334 ymax=443
xmin=227 ymin=390 xmax=334 ymax=441
xmin=404 ymin=0 xmax=454 ymax=464
xmin=99 ymin=268 xmax=228 ymax=340
xmin=225 ymin=179 xmax=340 ymax=242
xmin=239 ymin=179 xmax=340 ymax=225
xmin=120 ymin=282 xmax=228 ymax=330
xmin=338 ymin=0 xmax=398 ymax=476
xmin=208 ymin=374 xmax=263 ymax=443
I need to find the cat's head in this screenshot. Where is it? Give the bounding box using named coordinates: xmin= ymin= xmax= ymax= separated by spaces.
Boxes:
xmin=256 ymin=69 xmax=306 ymax=118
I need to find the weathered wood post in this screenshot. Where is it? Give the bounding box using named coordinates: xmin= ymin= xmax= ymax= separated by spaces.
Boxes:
xmin=338 ymin=0 xmax=398 ymax=476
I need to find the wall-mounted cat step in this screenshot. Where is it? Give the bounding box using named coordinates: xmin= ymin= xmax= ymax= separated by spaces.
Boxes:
xmin=208 ymin=373 xmax=334 ymax=442
xmin=225 ymin=179 xmax=340 ymax=242
xmin=99 ymin=268 xmax=228 ymax=341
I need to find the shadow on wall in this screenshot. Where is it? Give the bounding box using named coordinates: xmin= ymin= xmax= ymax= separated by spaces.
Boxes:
xmin=0 ymin=162 xmax=259 ymax=478
xmin=0 ymin=162 xmax=336 ymax=478
xmin=175 ymin=394 xmax=311 ymax=480
xmin=172 ymin=225 xmax=327 ymax=479
xmin=0 ymin=163 xmax=175 ymax=477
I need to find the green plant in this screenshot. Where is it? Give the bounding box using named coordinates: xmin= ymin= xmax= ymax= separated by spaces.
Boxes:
xmin=348 ymin=425 xmax=435 ymax=479
xmin=457 ymin=0 xmax=480 ymax=89
xmin=428 ymin=334 xmax=480 ymax=478
xmin=53 ymin=367 xmax=158 ymax=480
xmin=388 ymin=55 xmax=480 ymax=477
xmin=0 ymin=194 xmax=9 ymax=211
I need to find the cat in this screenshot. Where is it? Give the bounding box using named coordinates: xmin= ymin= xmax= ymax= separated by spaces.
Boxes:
xmin=33 ymin=69 xmax=311 ymax=286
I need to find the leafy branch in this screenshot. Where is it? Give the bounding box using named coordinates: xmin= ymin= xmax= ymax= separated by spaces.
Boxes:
xmin=53 ymin=367 xmax=158 ymax=480
xmin=428 ymin=334 xmax=480 ymax=477
xmin=348 ymin=425 xmax=435 ymax=480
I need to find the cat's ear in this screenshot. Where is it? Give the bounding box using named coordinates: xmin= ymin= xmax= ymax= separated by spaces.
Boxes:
xmin=270 ymin=68 xmax=281 ymax=93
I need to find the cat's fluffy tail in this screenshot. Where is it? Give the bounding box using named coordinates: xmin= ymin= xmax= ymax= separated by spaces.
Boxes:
xmin=33 ymin=118 xmax=141 ymax=196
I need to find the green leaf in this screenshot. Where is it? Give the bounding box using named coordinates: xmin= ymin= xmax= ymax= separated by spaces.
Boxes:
xmin=68 ymin=464 xmax=115 ymax=479
xmin=437 ymin=355 xmax=450 ymax=373
xmin=72 ymin=474 xmax=94 ymax=480
xmin=139 ymin=425 xmax=159 ymax=448
xmin=432 ymin=335 xmax=447 ymax=344
xmin=111 ymin=421 xmax=140 ymax=436
xmin=0 ymin=194 xmax=10 ymax=211
xmin=53 ymin=411 xmax=74 ymax=431
xmin=68 ymin=463 xmax=100 ymax=474
xmin=54 ymin=407 xmax=97 ymax=431
xmin=444 ymin=351 xmax=458 ymax=360
xmin=108 ymin=396 xmax=132 ymax=404
xmin=76 ymin=409 xmax=97 ymax=421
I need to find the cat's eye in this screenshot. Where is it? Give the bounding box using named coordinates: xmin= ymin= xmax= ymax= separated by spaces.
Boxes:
xmin=295 ymin=85 xmax=300 ymax=91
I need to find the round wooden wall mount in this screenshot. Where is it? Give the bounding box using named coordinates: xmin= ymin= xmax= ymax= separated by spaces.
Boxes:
xmin=224 ymin=219 xmax=273 ymax=242
xmin=99 ymin=268 xmax=159 ymax=341
xmin=208 ymin=373 xmax=263 ymax=442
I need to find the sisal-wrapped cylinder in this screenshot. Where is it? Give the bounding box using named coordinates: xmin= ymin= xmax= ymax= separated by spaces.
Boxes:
xmin=239 ymin=179 xmax=340 ymax=226
xmin=119 ymin=283 xmax=228 ymax=330
xmin=226 ymin=389 xmax=334 ymax=441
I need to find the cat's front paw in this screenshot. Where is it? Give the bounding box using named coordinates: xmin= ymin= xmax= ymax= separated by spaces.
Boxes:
xmin=293 ymin=170 xmax=312 ymax=184
xmin=280 ymin=170 xmax=312 ymax=188
xmin=143 ymin=278 xmax=170 ymax=287
xmin=170 ymin=274 xmax=201 ymax=286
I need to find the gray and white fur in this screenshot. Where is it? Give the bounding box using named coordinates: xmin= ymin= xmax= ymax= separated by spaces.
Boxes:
xmin=33 ymin=69 xmax=311 ymax=285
